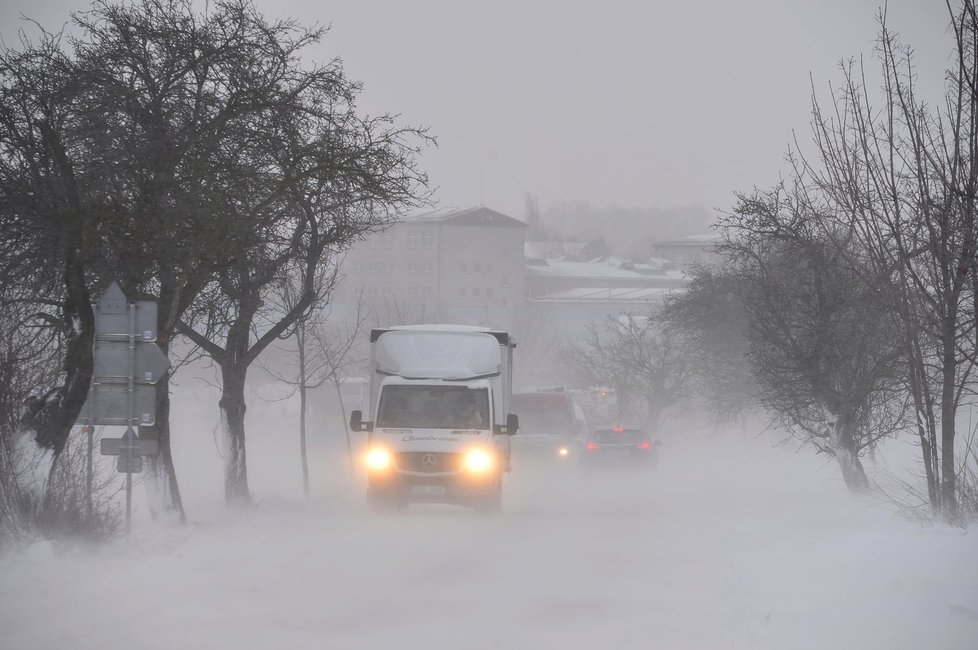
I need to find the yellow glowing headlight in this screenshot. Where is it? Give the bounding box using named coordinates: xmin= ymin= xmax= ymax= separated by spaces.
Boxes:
xmin=365 ymin=447 xmax=393 ymax=471
xmin=463 ymin=448 xmax=495 ymax=473
xmin=558 ymin=447 xmax=569 ymax=457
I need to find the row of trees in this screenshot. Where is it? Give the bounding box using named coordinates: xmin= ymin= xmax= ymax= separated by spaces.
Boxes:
xmin=0 ymin=0 xmax=430 ymax=539
xmin=567 ymin=1 xmax=978 ymax=524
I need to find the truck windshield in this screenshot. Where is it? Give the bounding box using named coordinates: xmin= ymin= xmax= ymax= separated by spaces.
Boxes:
xmin=376 ymin=385 xmax=490 ymax=429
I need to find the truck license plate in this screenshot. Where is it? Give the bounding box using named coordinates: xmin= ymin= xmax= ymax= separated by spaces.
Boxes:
xmin=411 ymin=485 xmax=446 ymax=497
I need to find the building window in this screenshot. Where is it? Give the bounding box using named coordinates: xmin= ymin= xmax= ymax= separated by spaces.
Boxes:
xmin=459 ymin=287 xmax=468 ymax=298
xmin=459 ymin=262 xmax=469 ymax=273
xmin=422 ymin=286 xmax=432 ymax=298
xmin=487 ymin=262 xmax=496 ymax=274
xmin=472 ymin=287 xmax=481 ymax=297
xmin=407 ymin=228 xmax=434 ymax=249
xmin=473 ymin=262 xmax=482 ymax=273
xmin=407 ymin=286 xmax=418 ymax=297
xmin=423 ymin=261 xmax=433 ymax=273
xmin=486 ymin=287 xmax=495 ymax=298
xmin=501 ymin=274 xmax=509 ymax=287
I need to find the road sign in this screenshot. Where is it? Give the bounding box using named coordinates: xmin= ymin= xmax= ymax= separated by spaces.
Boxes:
xmin=91 ymin=282 xmax=169 ymax=382
xmin=94 ymin=342 xmax=171 ymax=383
xmin=83 ymin=384 xmax=158 ymax=426
xmin=116 ymin=455 xmax=143 ymax=474
xmin=100 ymin=434 xmax=159 ymax=457
xmin=95 ymin=298 xmax=159 ymax=342
xmin=79 ymin=282 xmax=170 ymax=427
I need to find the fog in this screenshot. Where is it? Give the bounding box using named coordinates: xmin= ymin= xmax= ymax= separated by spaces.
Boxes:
xmin=0 ymin=0 xmax=952 ymax=217
xmin=3 ymin=382 xmax=976 ymax=649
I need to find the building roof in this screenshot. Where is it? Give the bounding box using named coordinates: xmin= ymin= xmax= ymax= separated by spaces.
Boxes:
xmin=400 ymin=206 xmax=526 ymax=228
xmin=530 ymin=286 xmax=681 ymax=304
xmin=656 ymin=233 xmax=722 ymax=246
xmin=524 ymin=240 xmax=589 ymax=261
xmin=524 ymin=258 xmax=684 ymax=281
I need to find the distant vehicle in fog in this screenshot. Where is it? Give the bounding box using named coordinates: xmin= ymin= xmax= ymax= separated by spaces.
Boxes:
xmin=581 ymin=425 xmax=659 ymax=467
xmin=511 ymin=389 xmax=588 ymax=462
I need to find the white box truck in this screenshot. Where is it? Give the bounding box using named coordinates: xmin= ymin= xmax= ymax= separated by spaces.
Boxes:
xmin=350 ymin=325 xmax=519 ymax=511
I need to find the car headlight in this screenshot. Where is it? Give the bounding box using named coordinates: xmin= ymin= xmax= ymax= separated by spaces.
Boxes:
xmin=365 ymin=447 xmax=393 ymax=471
xmin=463 ymin=448 xmax=495 ymax=473
xmin=558 ymin=447 xmax=569 ymax=457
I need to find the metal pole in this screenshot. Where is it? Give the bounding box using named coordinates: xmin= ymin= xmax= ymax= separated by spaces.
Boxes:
xmin=85 ymin=424 xmax=93 ymax=520
xmin=85 ymin=382 xmax=94 ymax=521
xmin=125 ymin=301 xmax=136 ymax=531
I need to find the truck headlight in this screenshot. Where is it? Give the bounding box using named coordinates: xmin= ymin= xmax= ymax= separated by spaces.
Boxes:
xmin=365 ymin=447 xmax=393 ymax=472
xmin=463 ymin=448 xmax=495 ymax=473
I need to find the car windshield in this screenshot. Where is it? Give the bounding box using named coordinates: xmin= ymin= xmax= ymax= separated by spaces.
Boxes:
xmin=593 ymin=428 xmax=646 ymax=444
xmin=376 ymin=385 xmax=490 ymax=429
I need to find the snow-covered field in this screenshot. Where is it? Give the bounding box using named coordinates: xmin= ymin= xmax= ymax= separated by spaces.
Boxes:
xmin=2 ymin=421 xmax=976 ymax=650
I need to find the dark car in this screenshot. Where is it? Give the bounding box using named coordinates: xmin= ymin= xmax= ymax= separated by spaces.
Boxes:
xmin=580 ymin=426 xmax=658 ymax=466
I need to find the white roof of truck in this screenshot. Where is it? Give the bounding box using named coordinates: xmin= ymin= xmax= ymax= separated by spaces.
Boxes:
xmin=374 ymin=327 xmax=504 ymax=380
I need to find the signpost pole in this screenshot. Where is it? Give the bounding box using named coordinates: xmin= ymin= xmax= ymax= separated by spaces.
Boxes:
xmin=85 ymin=388 xmax=94 ymax=521
xmin=125 ymin=301 xmax=137 ymax=530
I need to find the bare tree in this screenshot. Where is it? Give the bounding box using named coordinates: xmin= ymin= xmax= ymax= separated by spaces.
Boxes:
xmin=657 ymin=264 xmax=757 ymax=427
xmin=0 ymin=29 xmax=99 ymax=519
xmin=564 ymin=310 xmax=693 ymax=431
xmin=170 ymin=53 xmax=431 ymax=505
xmin=262 ymin=272 xmax=367 ymax=496
xmin=717 ymin=184 xmax=908 ymax=492
xmin=798 ymin=2 xmax=978 ymax=518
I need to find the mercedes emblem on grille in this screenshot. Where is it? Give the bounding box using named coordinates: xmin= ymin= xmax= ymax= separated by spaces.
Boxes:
xmin=421 ymin=454 xmax=437 ymax=470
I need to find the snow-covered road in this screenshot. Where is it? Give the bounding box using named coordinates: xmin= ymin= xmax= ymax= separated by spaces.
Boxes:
xmin=2 ymin=436 xmax=976 ymax=650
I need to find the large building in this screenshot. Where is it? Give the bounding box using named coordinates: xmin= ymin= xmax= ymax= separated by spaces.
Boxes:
xmin=523 ymin=253 xmax=685 ymax=340
xmin=333 ymin=206 xmax=701 ymax=387
xmin=333 ymin=207 xmax=527 ymax=332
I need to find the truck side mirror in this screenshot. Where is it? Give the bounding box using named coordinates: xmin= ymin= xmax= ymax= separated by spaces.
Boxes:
xmin=350 ymin=410 xmax=372 ymax=432
xmin=494 ymin=413 xmax=518 ymax=436
xmin=506 ymin=413 xmax=519 ymax=436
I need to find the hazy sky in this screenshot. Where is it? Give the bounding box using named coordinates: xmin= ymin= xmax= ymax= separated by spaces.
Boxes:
xmin=0 ymin=0 xmax=954 ymax=220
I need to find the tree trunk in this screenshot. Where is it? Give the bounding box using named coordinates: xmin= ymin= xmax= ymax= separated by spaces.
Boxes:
xmin=940 ymin=320 xmax=959 ymax=521
xmin=298 ymin=327 xmax=310 ymax=498
xmin=32 ymin=246 xmax=95 ymax=519
xmin=144 ymin=373 xmax=186 ymax=524
xmin=219 ymin=363 xmax=250 ymax=506
xmin=834 ymin=419 xmax=869 ymax=494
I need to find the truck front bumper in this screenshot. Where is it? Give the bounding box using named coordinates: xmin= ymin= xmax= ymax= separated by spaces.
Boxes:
xmin=368 ymin=470 xmax=499 ymax=507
